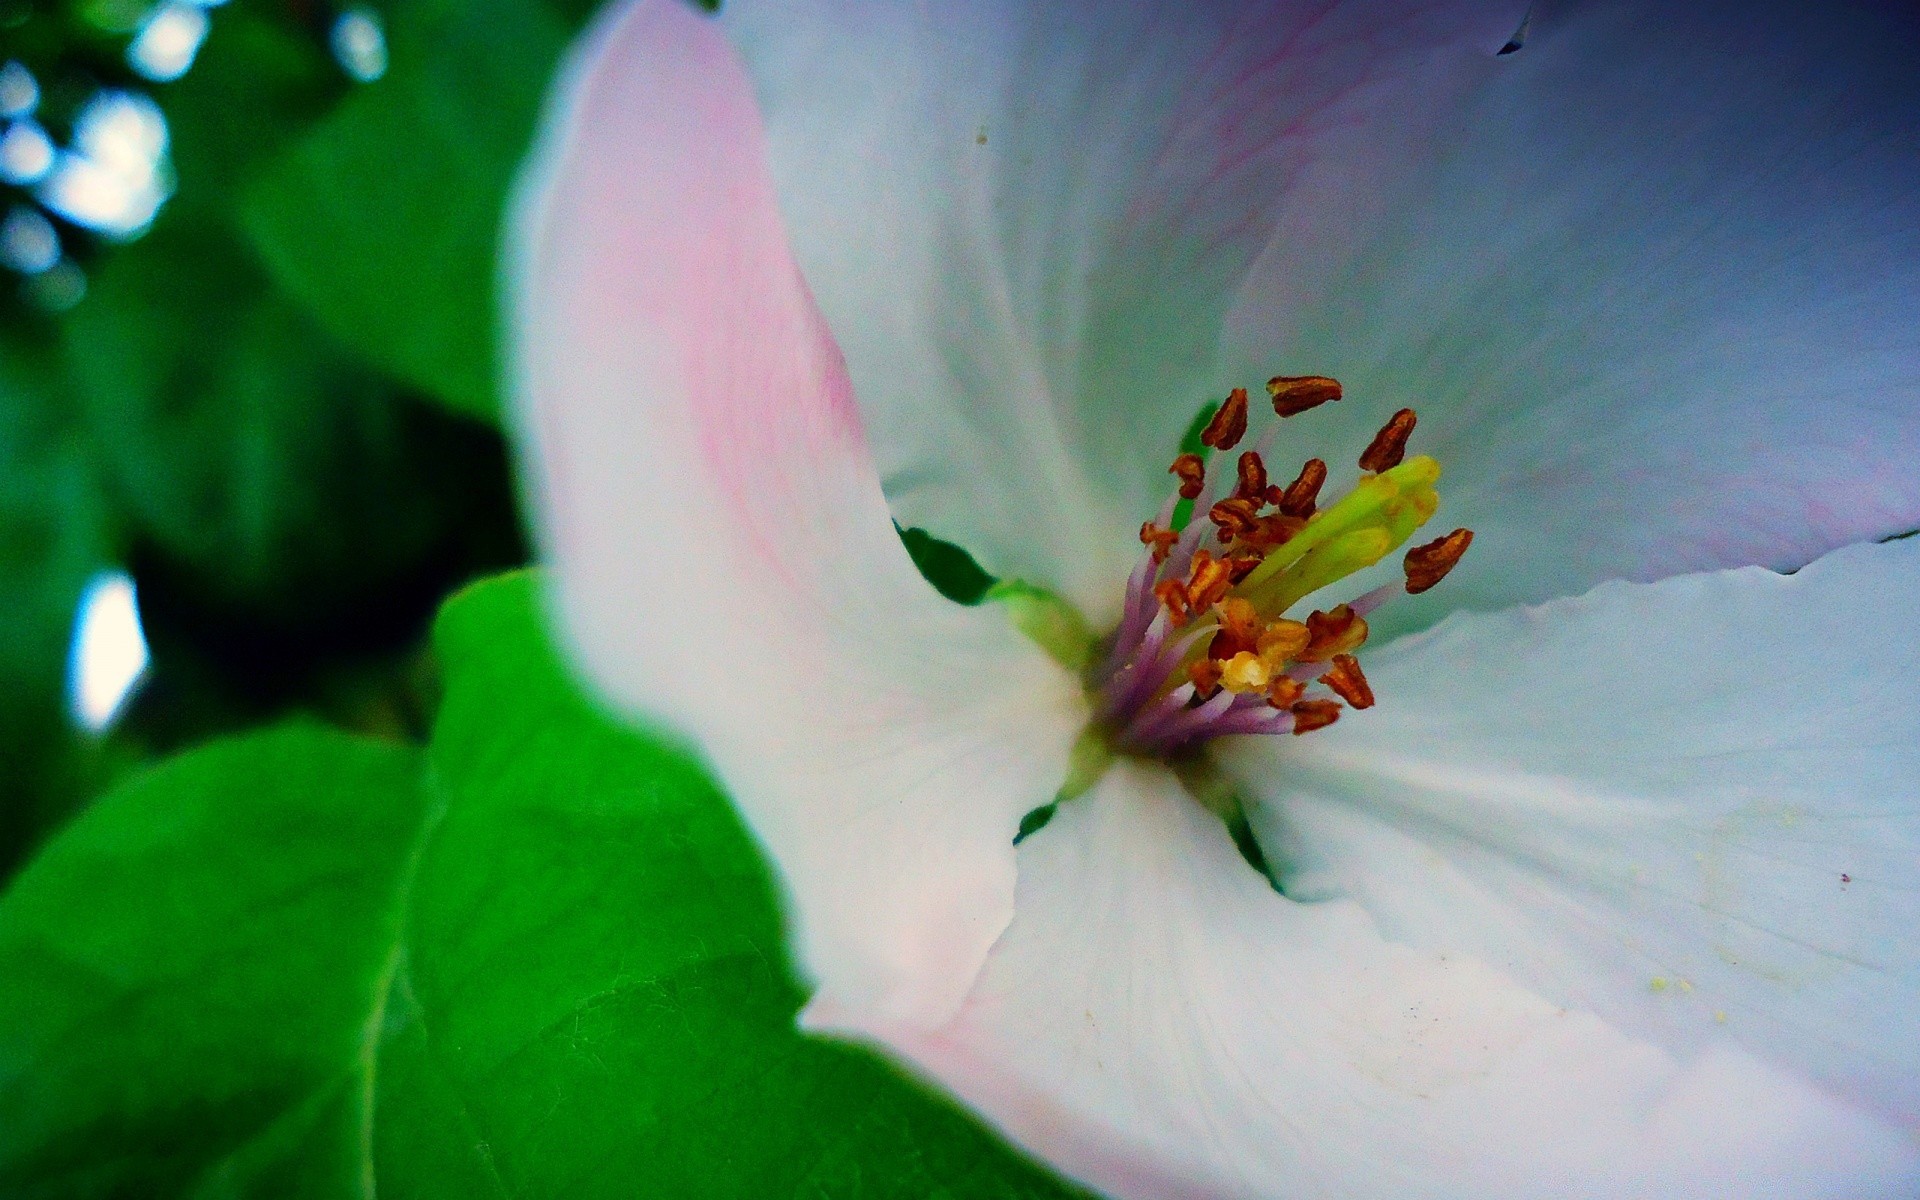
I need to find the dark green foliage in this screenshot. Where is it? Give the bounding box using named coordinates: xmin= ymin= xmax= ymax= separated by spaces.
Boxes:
xmin=243 ymin=0 xmax=571 ymax=419
xmin=898 ymin=524 xmax=999 ymax=605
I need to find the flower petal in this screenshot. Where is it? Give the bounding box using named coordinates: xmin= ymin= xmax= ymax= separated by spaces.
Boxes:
xmin=721 ymin=0 xmax=1528 ymax=617
xmin=814 ymin=761 xmax=1918 ymax=1199
xmin=1229 ymin=535 xmax=1920 ymax=1135
xmin=1220 ymin=0 xmax=1920 ymax=629
xmin=508 ymin=0 xmax=1083 ymax=1029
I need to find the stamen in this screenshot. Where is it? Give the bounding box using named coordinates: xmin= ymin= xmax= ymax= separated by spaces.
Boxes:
xmin=1255 ymin=618 xmax=1309 ymax=664
xmin=1153 ymin=578 xmax=1194 ymax=626
xmin=1234 ymin=451 xmax=1269 ymax=499
xmin=1209 ymin=597 xmax=1264 ymax=659
xmin=1318 ymin=653 xmax=1375 ymax=709
xmin=1266 ymin=675 xmax=1304 ymax=708
xmin=1300 ymin=604 xmax=1369 ymax=661
xmin=1063 ymin=368 xmax=1470 ymax=776
xmin=1207 ymin=496 xmax=1262 ymax=544
xmin=1358 ymin=407 xmax=1417 ymax=473
xmin=1404 ymin=528 xmax=1474 ymax=594
xmin=1275 ymin=458 xmax=1327 ymax=518
xmin=1199 ymin=387 xmax=1250 ymax=451
xmin=1185 ymin=550 xmax=1234 ymax=612
xmin=1289 ymin=699 xmax=1343 ymax=734
xmin=1219 ymin=652 xmax=1271 ymax=694
xmin=1266 ymin=375 xmax=1343 ymax=417
xmin=1169 ymin=452 xmax=1207 ymax=500
xmin=1139 ymin=521 xmax=1179 ymax=562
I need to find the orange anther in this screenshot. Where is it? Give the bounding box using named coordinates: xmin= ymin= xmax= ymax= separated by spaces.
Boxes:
xmin=1238 ymin=513 xmax=1306 ymax=553
xmin=1275 ymin=458 xmax=1327 ymax=519
xmin=1267 ymin=375 xmax=1343 ymax=417
xmin=1318 ymin=653 xmax=1375 ymax=709
xmin=1209 ymin=597 xmax=1263 ymax=660
xmin=1186 ymin=549 xmax=1234 ymax=612
xmin=1266 ymin=675 xmax=1304 ymax=709
xmin=1301 ymin=604 xmax=1369 ymax=661
xmin=1200 ymin=388 xmax=1250 ymax=451
xmin=1255 ymin=619 xmax=1310 ymax=663
xmin=1139 ymin=521 xmax=1179 ymax=562
xmin=1153 ymin=578 xmax=1194 ymax=627
xmin=1235 ymin=451 xmax=1269 ymax=500
xmin=1403 ymin=528 xmax=1474 ymax=594
xmin=1189 ymin=657 xmax=1224 ymax=698
xmin=1169 ymin=453 xmax=1207 ymax=500
xmin=1358 ymin=408 xmax=1417 ymax=473
xmin=1208 ymin=496 xmax=1262 ymax=542
xmin=1290 ymin=699 xmax=1343 ymax=734
xmin=1226 ymin=553 xmax=1264 ymax=583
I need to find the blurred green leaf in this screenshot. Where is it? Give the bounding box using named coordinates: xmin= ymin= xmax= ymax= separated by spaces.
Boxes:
xmin=0 ymin=572 xmax=1096 ymax=1197
xmin=0 ymin=326 xmax=122 ymax=874
xmin=241 ymin=0 xmax=571 ymax=420
xmin=0 ymin=725 xmax=431 ymax=1196
xmin=61 ymin=205 xmax=524 ymax=639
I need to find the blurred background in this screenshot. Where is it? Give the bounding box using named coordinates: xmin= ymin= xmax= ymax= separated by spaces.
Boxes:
xmin=1 ymin=0 xmax=604 ymax=883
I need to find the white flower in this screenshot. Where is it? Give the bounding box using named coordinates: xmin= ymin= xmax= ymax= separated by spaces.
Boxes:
xmin=507 ymin=1 xmax=1920 ymax=1195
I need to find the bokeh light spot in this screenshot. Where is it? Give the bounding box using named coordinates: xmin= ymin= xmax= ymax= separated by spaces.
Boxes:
xmin=36 ymin=90 xmax=171 ymax=238
xmin=67 ymin=571 xmax=151 ymax=733
xmin=1 ymin=203 xmax=59 ymax=273
xmin=0 ymin=119 xmax=54 ymax=184
xmin=128 ymin=2 xmax=210 ymax=82
xmin=330 ymin=8 xmax=388 ymax=83
xmin=0 ymin=60 xmax=36 ymax=118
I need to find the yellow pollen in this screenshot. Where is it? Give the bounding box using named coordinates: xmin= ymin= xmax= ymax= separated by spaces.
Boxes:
xmin=1219 ymin=652 xmax=1272 ymax=694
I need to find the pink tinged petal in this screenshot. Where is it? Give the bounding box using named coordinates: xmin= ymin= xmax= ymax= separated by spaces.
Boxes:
xmin=1231 ymin=535 xmax=1920 ymax=1134
xmin=1222 ymin=0 xmax=1920 ymax=631
xmin=507 ymin=0 xmax=1083 ymax=1029
xmin=722 ymin=0 xmax=1529 ymax=619
xmin=816 ymin=762 xmax=1918 ymax=1200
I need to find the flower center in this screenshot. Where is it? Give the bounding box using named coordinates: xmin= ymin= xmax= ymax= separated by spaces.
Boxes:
xmin=1078 ymin=376 xmax=1471 ymax=771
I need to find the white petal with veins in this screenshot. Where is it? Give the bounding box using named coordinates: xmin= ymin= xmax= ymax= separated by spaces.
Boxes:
xmin=1232 ymin=534 xmax=1920 ymax=1126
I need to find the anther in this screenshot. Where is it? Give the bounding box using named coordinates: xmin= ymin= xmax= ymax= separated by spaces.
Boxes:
xmin=1255 ymin=619 xmax=1309 ymax=664
xmin=1186 ymin=550 xmax=1234 ymax=612
xmin=1358 ymin=408 xmax=1417 ymax=473
xmin=1207 ymin=496 xmax=1262 ymax=543
xmin=1153 ymin=578 xmax=1194 ymax=626
xmin=1200 ymin=387 xmax=1250 ymax=451
xmin=1403 ymin=528 xmax=1474 ymax=594
xmin=1139 ymin=521 xmax=1179 ymax=562
xmin=1275 ymin=458 xmax=1327 ymax=519
xmin=1318 ymin=654 xmax=1375 ymax=709
xmin=1266 ymin=676 xmax=1304 ymax=709
xmin=1267 ymin=375 xmax=1343 ymax=418
xmin=1301 ymin=604 xmax=1369 ymax=661
xmin=1169 ymin=453 xmax=1207 ymax=500
xmin=1210 ymin=597 xmax=1263 ymax=659
xmin=1220 ymin=652 xmax=1271 ymax=694
xmin=1235 ymin=451 xmax=1269 ymax=500
xmin=1290 ymin=699 xmax=1343 ymax=734
xmin=1189 ymin=658 xmax=1223 ymax=699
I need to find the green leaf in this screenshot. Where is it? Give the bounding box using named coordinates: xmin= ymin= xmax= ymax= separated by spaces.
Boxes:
xmin=0 ymin=573 xmax=1098 ymax=1198
xmin=62 ymin=213 xmax=522 ymax=626
xmin=0 ymin=327 xmax=121 ymax=872
xmin=898 ymin=524 xmax=998 ymax=605
xmin=241 ymin=0 xmax=571 ymax=420
xmin=0 ymin=725 xmax=432 ymax=1196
